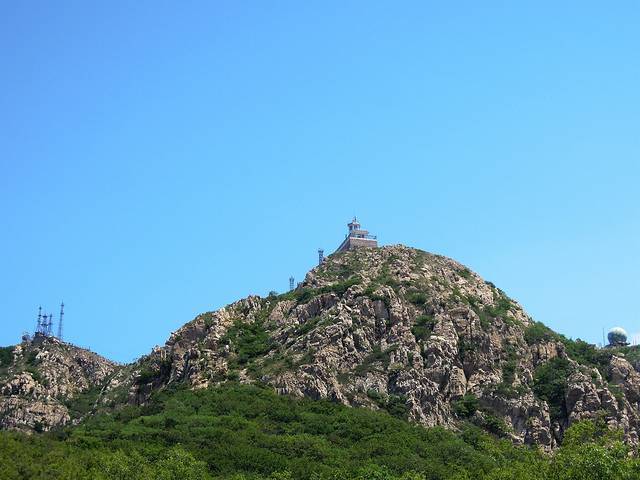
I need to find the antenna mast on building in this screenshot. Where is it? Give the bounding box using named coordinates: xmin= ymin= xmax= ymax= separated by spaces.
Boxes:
xmin=57 ymin=302 xmax=64 ymax=340
xmin=318 ymin=249 xmax=324 ymax=265
xmin=289 ymin=276 xmax=295 ymax=291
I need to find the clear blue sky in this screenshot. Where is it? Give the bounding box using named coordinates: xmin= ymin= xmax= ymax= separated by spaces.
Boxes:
xmin=1 ymin=2 xmax=638 ymax=362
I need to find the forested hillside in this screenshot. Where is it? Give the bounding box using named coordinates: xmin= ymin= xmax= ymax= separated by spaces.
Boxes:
xmin=1 ymin=383 xmax=638 ymax=479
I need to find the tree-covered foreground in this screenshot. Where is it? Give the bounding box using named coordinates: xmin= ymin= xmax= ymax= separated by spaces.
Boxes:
xmin=1 ymin=383 xmax=639 ymax=479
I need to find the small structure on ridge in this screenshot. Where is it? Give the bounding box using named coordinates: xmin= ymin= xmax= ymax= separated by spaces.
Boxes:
xmin=335 ymin=217 xmax=378 ymax=253
xmin=607 ymin=327 xmax=629 ymax=347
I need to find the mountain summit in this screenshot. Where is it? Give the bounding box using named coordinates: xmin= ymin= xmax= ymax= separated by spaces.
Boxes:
xmin=3 ymin=245 xmax=640 ymax=451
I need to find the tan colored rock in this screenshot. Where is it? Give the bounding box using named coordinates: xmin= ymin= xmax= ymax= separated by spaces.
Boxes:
xmin=0 ymin=336 xmax=118 ymax=432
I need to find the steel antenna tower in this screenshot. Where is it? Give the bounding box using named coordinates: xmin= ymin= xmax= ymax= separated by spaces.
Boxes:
xmin=37 ymin=306 xmax=42 ymax=334
xmin=58 ymin=302 xmax=64 ymax=340
xmin=318 ymin=249 xmax=324 ymax=265
xmin=289 ymin=276 xmax=295 ymax=291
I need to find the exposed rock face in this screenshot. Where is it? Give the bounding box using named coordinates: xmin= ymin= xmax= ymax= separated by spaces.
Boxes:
xmin=0 ymin=335 xmax=118 ymax=432
xmin=4 ymin=245 xmax=640 ymax=451
xmin=126 ymin=246 xmax=640 ymax=450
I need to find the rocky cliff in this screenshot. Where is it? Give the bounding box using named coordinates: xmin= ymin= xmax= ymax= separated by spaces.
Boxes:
xmin=0 ymin=335 xmax=118 ymax=432
xmin=4 ymin=245 xmax=640 ymax=451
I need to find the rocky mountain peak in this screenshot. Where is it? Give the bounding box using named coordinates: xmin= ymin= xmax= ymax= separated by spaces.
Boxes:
xmin=4 ymin=245 xmax=640 ymax=451
xmin=121 ymin=245 xmax=639 ymax=450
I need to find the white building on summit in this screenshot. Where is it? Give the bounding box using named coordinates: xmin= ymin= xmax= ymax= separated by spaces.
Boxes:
xmin=335 ymin=217 xmax=378 ymax=253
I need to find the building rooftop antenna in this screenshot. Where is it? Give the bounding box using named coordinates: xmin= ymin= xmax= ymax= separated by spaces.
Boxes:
xmin=57 ymin=301 xmax=64 ymax=340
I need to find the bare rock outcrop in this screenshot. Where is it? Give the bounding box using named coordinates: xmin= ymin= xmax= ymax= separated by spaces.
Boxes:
xmin=0 ymin=336 xmax=118 ymax=432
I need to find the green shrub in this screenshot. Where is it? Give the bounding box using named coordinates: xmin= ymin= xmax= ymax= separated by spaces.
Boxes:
xmin=452 ymin=394 xmax=479 ymax=418
xmin=366 ymin=389 xmax=383 ymax=402
xmin=65 ymin=387 xmax=103 ymax=418
xmin=501 ymin=358 xmax=516 ymax=386
xmin=466 ymin=296 xmax=492 ymax=329
xmin=279 ymin=277 xmax=360 ymax=306
xmin=485 ymin=295 xmax=513 ymax=319
xmin=364 ymin=284 xmax=391 ymax=307
xmin=199 ymin=312 xmax=216 ymax=328
xmin=549 ymin=421 xmax=631 ymax=480
xmin=533 ymin=357 xmax=574 ymax=422
xmin=324 ymin=277 xmax=359 ymax=295
xmin=0 ymin=346 xmax=13 ymax=367
xmin=608 ymin=383 xmax=625 ymax=409
xmin=363 ymin=284 xmax=378 ymax=297
xmin=611 ymin=345 xmax=640 ymax=365
xmin=459 ymin=268 xmax=472 ymax=279
xmin=296 ymin=316 xmax=323 ymax=336
xmin=524 ymin=322 xmax=559 ymax=345
xmin=562 ymin=338 xmax=611 ymax=374
xmin=489 ymin=350 xmax=524 ymax=399
xmin=525 ymin=323 xmax=612 ymax=376
xmin=385 ymin=394 xmax=409 ymax=420
xmin=411 ymin=314 xmax=436 ymax=342
xmin=468 ymin=294 xmax=518 ymax=329
xmin=135 ymin=366 xmax=157 ymax=385
xmin=354 ymin=346 xmax=396 ymax=375
xmin=26 ymin=350 xmax=39 ymax=366
xmin=500 ymin=345 xmax=518 ymax=386
xmin=222 ymin=319 xmax=273 ymax=366
xmin=477 ymin=413 xmax=510 ymax=437
xmin=376 ymin=266 xmax=400 ymax=291
xmin=406 ymin=292 xmax=428 ymax=306
xmin=295 ymin=288 xmax=316 ymax=304
xmin=25 ymin=366 xmax=46 ymax=386
xmin=458 ymin=338 xmax=476 ymax=357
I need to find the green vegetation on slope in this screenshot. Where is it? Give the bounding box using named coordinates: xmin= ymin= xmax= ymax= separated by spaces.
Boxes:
xmin=1 ymin=384 xmax=639 ymax=479
xmin=524 ymin=321 xmax=610 ymax=367
xmin=277 ymin=277 xmax=361 ymax=306
xmin=0 ymin=346 xmax=13 ymax=368
xmin=411 ymin=314 xmax=436 ymax=342
xmin=532 ymin=357 xmax=574 ymax=422
xmin=221 ymin=320 xmax=274 ymax=366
